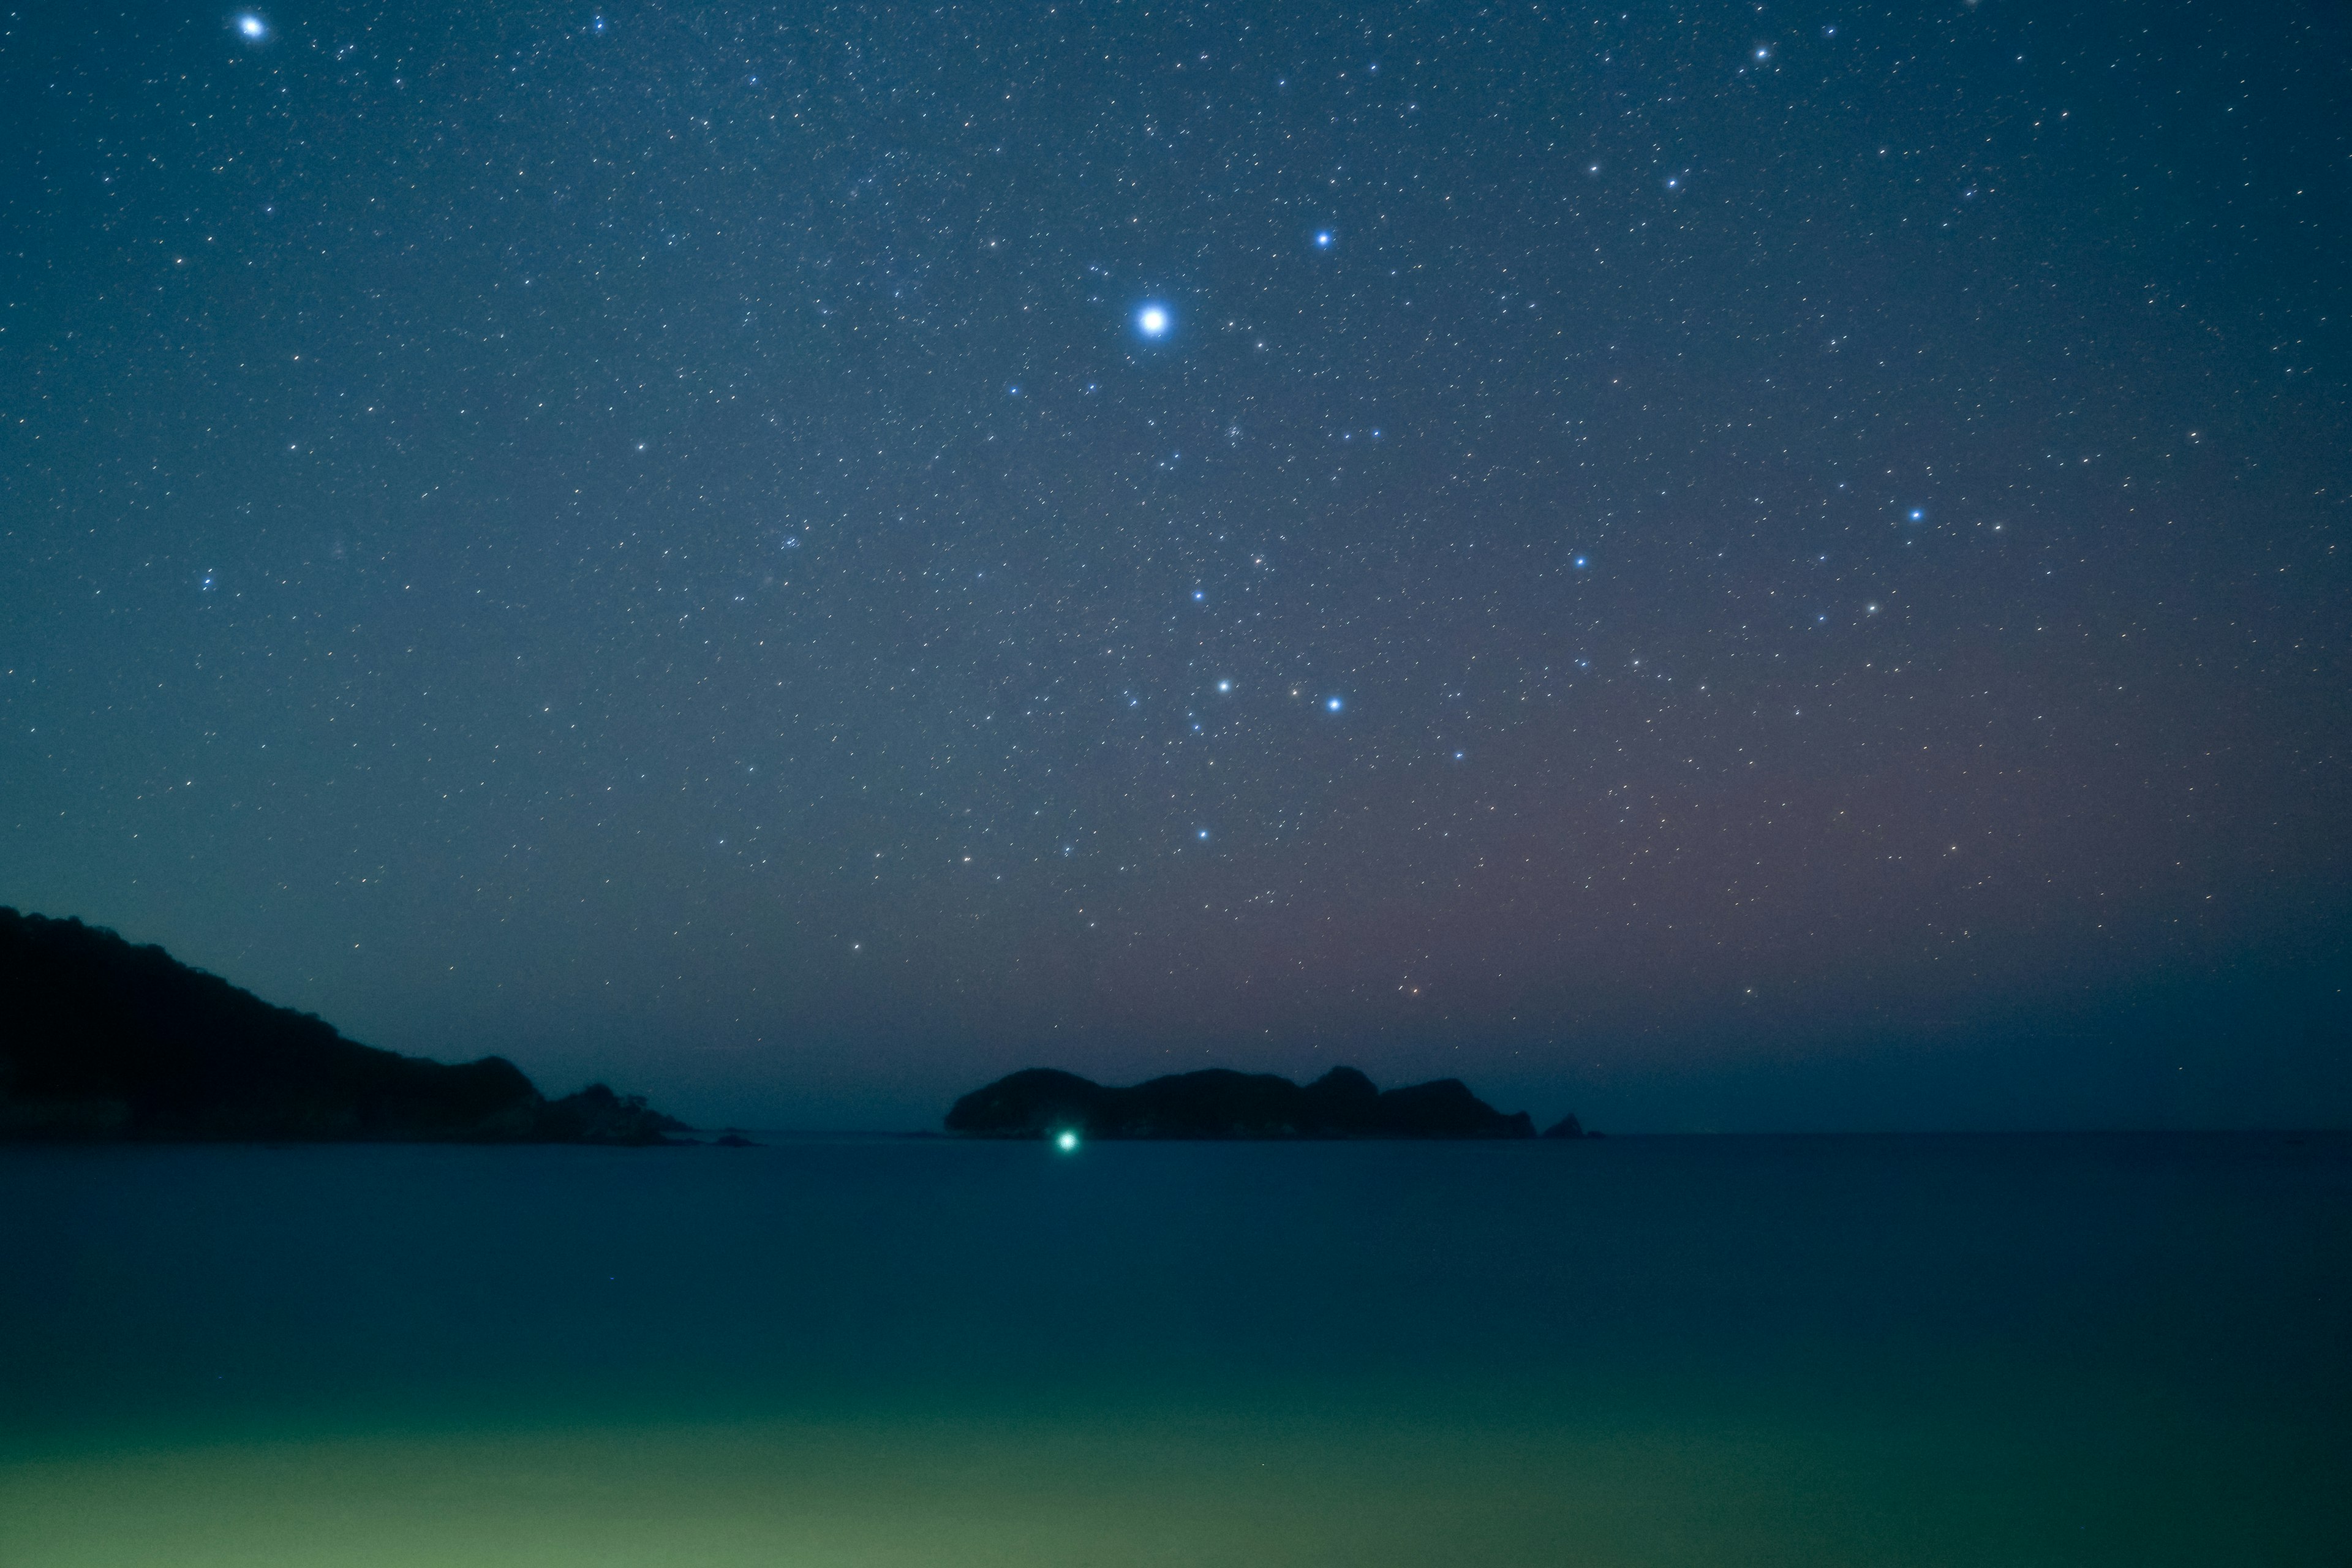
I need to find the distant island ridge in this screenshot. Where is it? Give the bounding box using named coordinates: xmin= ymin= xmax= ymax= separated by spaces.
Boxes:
xmin=1 ymin=907 xmax=1597 ymax=1145
xmin=947 ymin=1066 xmax=1594 ymax=1140
xmin=0 ymin=908 xmax=685 ymax=1144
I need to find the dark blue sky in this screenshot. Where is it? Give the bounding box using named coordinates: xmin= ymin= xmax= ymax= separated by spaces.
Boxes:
xmin=4 ymin=0 xmax=2346 ymax=1130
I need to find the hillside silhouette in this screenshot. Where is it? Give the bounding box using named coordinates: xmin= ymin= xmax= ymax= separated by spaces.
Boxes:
xmin=0 ymin=908 xmax=683 ymax=1144
xmin=946 ymin=1065 xmax=1548 ymax=1139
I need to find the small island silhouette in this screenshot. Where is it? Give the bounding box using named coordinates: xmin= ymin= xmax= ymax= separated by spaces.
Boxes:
xmin=947 ymin=1066 xmax=1596 ymax=1140
xmin=0 ymin=908 xmax=685 ymax=1144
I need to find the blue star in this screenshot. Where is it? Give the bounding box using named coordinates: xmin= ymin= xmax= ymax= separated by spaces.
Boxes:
xmin=235 ymin=12 xmax=268 ymax=39
xmin=1326 ymin=696 xmax=1344 ymax=712
xmin=1314 ymin=231 xmax=1334 ymax=249
xmin=1137 ymin=304 xmax=1170 ymax=337
xmin=1573 ymin=555 xmax=1589 ymax=569
xmin=1909 ymin=508 xmax=1926 ymax=522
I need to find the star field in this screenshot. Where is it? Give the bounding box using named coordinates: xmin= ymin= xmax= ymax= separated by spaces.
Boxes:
xmin=3 ymin=0 xmax=2348 ymax=1128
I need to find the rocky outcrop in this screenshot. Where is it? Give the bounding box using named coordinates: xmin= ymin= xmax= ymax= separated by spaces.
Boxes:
xmin=944 ymin=1065 xmax=1537 ymax=1140
xmin=0 ymin=908 xmax=685 ymax=1144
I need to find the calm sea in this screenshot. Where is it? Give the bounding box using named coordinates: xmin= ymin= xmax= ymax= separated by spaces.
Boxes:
xmin=2 ymin=1133 xmax=2346 ymax=1566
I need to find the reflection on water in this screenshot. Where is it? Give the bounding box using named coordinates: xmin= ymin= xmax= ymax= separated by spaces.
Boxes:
xmin=3 ymin=1135 xmax=2347 ymax=1564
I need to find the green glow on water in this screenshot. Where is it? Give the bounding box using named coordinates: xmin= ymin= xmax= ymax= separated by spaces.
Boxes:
xmin=3 ymin=1136 xmax=2348 ymax=1564
xmin=6 ymin=1400 xmax=2346 ymax=1567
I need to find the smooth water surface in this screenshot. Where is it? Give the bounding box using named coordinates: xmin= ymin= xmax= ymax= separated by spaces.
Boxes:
xmin=3 ymin=1134 xmax=2347 ymax=1565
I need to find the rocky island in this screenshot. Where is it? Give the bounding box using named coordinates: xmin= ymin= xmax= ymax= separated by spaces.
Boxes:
xmin=946 ymin=1065 xmax=1592 ymax=1140
xmin=0 ymin=908 xmax=685 ymax=1144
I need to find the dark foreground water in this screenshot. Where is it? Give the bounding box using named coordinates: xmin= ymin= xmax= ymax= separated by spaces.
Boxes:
xmin=2 ymin=1133 xmax=2347 ymax=1566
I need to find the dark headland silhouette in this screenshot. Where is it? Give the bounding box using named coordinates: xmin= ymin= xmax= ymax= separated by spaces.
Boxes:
xmin=0 ymin=908 xmax=685 ymax=1144
xmin=947 ymin=1066 xmax=1598 ymax=1140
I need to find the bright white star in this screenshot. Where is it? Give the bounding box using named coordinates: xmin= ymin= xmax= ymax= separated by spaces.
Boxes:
xmin=1326 ymin=696 xmax=1344 ymax=712
xmin=1137 ymin=304 xmax=1170 ymax=337
xmin=235 ymin=12 xmax=267 ymax=38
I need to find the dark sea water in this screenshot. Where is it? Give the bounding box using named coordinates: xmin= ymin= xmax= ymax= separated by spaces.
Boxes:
xmin=3 ymin=1133 xmax=2347 ymax=1566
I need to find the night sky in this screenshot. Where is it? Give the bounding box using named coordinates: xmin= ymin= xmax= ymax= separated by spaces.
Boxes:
xmin=4 ymin=0 xmax=2347 ymax=1131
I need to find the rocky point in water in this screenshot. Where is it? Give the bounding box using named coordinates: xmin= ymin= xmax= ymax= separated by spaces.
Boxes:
xmin=0 ymin=907 xmax=687 ymax=1145
xmin=944 ymin=1065 xmax=1542 ymax=1140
